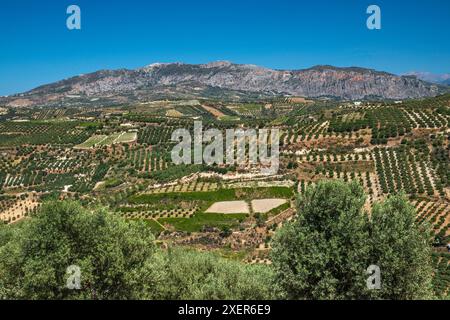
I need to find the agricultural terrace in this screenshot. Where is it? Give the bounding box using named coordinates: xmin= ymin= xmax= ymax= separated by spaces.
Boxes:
xmin=75 ymin=131 xmax=137 ymax=149
xmin=0 ymin=96 xmax=449 ymax=292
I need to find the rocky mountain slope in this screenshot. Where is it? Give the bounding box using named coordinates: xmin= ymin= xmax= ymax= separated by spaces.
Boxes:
xmin=2 ymin=62 xmax=447 ymax=107
xmin=404 ymin=71 xmax=450 ymax=85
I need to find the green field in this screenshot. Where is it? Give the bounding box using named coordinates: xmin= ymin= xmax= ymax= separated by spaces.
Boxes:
xmin=75 ymin=131 xmax=137 ymax=149
xmin=117 ymin=132 xmax=137 ymax=143
xmin=159 ymin=212 xmax=247 ymax=232
xmin=129 ymin=187 xmax=294 ymax=204
xmin=75 ymin=134 xmax=108 ymax=149
xmin=140 ymin=218 xmax=165 ymax=234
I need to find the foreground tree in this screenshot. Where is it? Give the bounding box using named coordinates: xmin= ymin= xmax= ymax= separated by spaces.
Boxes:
xmin=368 ymin=195 xmax=434 ymax=299
xmin=271 ymin=181 xmax=370 ymax=299
xmin=148 ymin=248 xmax=275 ymax=300
xmin=271 ymin=180 xmax=434 ymax=300
xmin=0 ymin=201 xmax=274 ymax=300
xmin=0 ymin=201 xmax=157 ymax=299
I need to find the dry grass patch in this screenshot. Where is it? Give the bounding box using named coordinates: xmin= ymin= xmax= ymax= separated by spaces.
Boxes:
xmin=251 ymin=199 xmax=287 ymax=213
xmin=201 ymin=105 xmax=225 ymax=118
xmin=206 ymin=201 xmax=250 ymax=214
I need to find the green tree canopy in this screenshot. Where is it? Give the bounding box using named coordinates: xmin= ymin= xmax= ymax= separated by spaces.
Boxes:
xmin=148 ymin=248 xmax=275 ymax=300
xmin=0 ymin=201 xmax=157 ymax=299
xmin=271 ymin=180 xmax=370 ymax=299
xmin=0 ymin=201 xmax=274 ymax=300
xmin=271 ymin=180 xmax=434 ymax=300
xmin=368 ymin=195 xmax=434 ymax=299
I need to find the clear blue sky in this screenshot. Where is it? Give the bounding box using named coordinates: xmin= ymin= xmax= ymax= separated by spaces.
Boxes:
xmin=0 ymin=0 xmax=449 ymax=95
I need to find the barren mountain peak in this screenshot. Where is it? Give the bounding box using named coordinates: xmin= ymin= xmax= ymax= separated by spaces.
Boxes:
xmin=202 ymin=61 xmax=233 ymax=68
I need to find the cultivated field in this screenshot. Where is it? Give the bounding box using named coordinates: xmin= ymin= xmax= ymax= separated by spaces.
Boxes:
xmin=206 ymin=201 xmax=250 ymax=214
xmin=251 ymin=199 xmax=287 ymax=213
xmin=1 ymin=95 xmax=449 ymax=296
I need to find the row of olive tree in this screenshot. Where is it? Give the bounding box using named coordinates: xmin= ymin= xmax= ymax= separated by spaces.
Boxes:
xmin=0 ymin=180 xmax=435 ymax=299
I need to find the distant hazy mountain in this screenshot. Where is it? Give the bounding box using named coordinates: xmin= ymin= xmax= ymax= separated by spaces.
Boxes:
xmin=1 ymin=62 xmax=447 ymax=107
xmin=404 ymin=71 xmax=450 ymax=85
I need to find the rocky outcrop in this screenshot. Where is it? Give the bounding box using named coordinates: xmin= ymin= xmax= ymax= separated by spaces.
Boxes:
xmin=2 ymin=62 xmax=447 ymax=107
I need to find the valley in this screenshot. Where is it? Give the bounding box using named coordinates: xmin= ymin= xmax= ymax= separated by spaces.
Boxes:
xmin=0 ymin=94 xmax=449 ymax=297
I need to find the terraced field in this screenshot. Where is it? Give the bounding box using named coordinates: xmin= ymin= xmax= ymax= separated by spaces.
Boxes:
xmin=75 ymin=131 xmax=137 ymax=149
xmin=0 ymin=96 xmax=449 ymax=296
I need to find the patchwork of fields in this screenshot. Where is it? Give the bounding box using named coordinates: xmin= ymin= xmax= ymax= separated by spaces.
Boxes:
xmin=0 ymin=95 xmax=449 ymax=297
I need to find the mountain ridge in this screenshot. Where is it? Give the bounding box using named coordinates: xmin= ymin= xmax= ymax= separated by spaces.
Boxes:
xmin=1 ymin=62 xmax=448 ymax=108
xmin=404 ymin=71 xmax=450 ymax=85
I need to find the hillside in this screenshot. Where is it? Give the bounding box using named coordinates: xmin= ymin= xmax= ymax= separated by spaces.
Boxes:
xmin=1 ymin=62 xmax=447 ymax=108
xmin=0 ymin=93 xmax=449 ymax=298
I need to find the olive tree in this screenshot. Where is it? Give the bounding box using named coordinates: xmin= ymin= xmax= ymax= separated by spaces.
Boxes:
xmin=0 ymin=201 xmax=158 ymax=299
xmin=368 ymin=195 xmax=434 ymax=299
xmin=271 ymin=181 xmax=434 ymax=300
xmin=271 ymin=181 xmax=371 ymax=299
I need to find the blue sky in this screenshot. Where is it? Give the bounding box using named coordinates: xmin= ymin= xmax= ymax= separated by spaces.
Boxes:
xmin=0 ymin=0 xmax=449 ymax=95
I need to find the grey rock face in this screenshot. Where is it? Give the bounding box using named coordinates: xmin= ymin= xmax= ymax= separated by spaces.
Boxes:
xmin=2 ymin=62 xmax=447 ymax=107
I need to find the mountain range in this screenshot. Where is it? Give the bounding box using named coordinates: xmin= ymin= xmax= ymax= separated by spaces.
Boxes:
xmin=404 ymin=71 xmax=450 ymax=85
xmin=1 ymin=61 xmax=448 ymax=108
